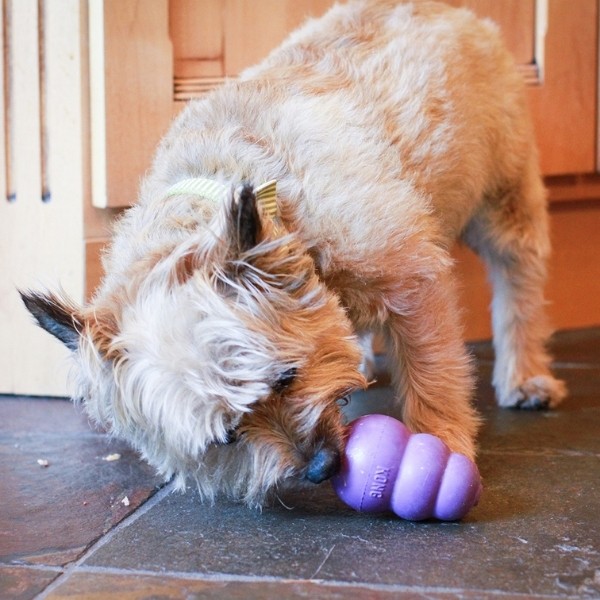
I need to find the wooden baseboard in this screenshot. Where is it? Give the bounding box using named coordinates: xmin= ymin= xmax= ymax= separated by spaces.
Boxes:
xmin=546 ymin=174 xmax=600 ymax=203
xmin=456 ymin=199 xmax=600 ymax=341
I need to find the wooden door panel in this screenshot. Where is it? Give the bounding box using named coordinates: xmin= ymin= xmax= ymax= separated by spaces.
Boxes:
xmin=528 ymin=0 xmax=597 ymax=175
xmin=444 ymin=0 xmax=535 ymax=65
xmin=169 ymin=0 xmax=597 ymax=177
xmin=0 ymin=0 xmax=87 ymax=394
xmin=171 ymin=0 xmax=223 ymax=79
xmin=89 ymin=0 xmax=173 ymax=208
xmin=223 ymin=0 xmax=333 ymax=75
xmin=171 ymin=0 xmax=536 ymax=78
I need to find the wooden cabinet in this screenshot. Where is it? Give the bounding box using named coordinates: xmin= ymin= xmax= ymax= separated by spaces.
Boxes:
xmin=89 ymin=0 xmax=173 ymax=208
xmin=1 ymin=0 xmax=598 ymax=395
xmin=167 ymin=0 xmax=597 ymax=176
xmin=93 ymin=0 xmax=600 ymax=342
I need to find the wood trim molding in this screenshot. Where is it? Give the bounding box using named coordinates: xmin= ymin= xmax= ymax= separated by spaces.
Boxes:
xmin=174 ymin=76 xmax=226 ymax=101
xmin=174 ymin=64 xmax=542 ymax=103
xmin=546 ymin=175 xmax=600 ymax=203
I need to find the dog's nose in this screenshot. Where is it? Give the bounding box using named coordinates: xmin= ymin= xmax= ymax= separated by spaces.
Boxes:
xmin=306 ymin=447 xmax=341 ymax=484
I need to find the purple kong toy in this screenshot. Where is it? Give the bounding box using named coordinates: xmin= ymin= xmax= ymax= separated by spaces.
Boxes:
xmin=331 ymin=414 xmax=482 ymax=521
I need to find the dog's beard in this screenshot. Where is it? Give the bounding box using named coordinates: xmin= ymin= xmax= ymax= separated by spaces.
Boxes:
xmin=184 ymin=439 xmax=299 ymax=508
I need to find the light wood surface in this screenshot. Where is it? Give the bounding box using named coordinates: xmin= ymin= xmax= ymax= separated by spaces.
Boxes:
xmin=89 ymin=0 xmax=173 ymax=208
xmin=527 ymin=0 xmax=597 ymax=175
xmin=223 ymin=0 xmax=333 ymax=75
xmin=169 ymin=0 xmax=597 ymax=178
xmin=0 ymin=0 xmax=86 ymax=395
xmin=456 ymin=201 xmax=600 ymax=340
xmin=443 ymin=0 xmax=535 ymax=65
xmin=170 ymin=0 xmax=223 ymax=78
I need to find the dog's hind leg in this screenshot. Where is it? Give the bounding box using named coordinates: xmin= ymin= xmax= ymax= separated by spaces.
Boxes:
xmin=463 ymin=160 xmax=567 ymax=409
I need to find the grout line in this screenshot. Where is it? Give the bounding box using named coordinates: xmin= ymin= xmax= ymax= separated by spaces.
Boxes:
xmin=2 ymin=0 xmax=16 ymax=202
xmin=551 ymin=361 xmax=600 ymax=370
xmin=37 ymin=0 xmax=50 ymax=203
xmin=34 ymin=480 xmax=175 ymax=600
xmin=5 ymin=564 xmax=63 ymax=573
xmin=480 ymin=447 xmax=600 ymax=459
xmin=34 ymin=564 xmax=582 ymax=599
xmin=474 ymin=359 xmax=600 ymax=370
xmin=309 ymin=543 xmax=336 ymax=579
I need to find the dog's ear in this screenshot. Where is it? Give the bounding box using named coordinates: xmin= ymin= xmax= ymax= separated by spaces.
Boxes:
xmin=229 ymin=183 xmax=262 ymax=253
xmin=19 ymin=290 xmax=83 ymax=351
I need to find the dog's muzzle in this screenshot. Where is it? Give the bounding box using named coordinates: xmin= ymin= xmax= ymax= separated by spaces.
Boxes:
xmin=305 ymin=446 xmax=341 ymax=484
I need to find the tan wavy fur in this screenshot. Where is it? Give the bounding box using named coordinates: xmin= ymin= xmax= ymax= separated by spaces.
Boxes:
xmin=22 ymin=0 xmax=566 ymax=507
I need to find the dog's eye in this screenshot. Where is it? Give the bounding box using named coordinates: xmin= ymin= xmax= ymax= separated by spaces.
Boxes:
xmin=223 ymin=428 xmax=238 ymax=444
xmin=273 ymin=367 xmax=298 ymax=393
xmin=337 ymin=395 xmax=351 ymax=407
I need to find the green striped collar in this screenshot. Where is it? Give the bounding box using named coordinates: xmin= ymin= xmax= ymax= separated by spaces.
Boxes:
xmin=165 ymin=177 xmax=279 ymax=219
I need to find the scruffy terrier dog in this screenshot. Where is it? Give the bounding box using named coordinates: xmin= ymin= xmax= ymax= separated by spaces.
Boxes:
xmin=23 ymin=1 xmax=565 ymax=507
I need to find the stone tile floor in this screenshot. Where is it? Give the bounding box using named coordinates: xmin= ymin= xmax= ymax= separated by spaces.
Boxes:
xmin=1 ymin=327 xmax=599 ymax=599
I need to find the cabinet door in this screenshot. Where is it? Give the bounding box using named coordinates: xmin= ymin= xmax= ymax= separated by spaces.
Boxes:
xmin=444 ymin=0 xmax=596 ymax=175
xmin=170 ymin=0 xmax=597 ymax=177
xmin=0 ymin=0 xmax=87 ymax=395
xmin=526 ymin=0 xmax=596 ymax=175
xmin=89 ymin=0 xmax=173 ymax=208
xmin=171 ymin=0 xmax=333 ymax=97
xmin=90 ymin=0 xmax=600 ymax=339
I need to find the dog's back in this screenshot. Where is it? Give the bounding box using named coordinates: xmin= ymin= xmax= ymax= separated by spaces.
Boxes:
xmin=144 ymin=0 xmax=533 ymax=257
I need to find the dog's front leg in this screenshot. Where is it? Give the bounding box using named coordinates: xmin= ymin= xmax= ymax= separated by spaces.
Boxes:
xmin=384 ymin=271 xmax=480 ymax=460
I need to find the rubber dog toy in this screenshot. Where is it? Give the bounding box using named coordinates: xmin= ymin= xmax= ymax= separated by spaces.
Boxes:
xmin=332 ymin=414 xmax=482 ymax=521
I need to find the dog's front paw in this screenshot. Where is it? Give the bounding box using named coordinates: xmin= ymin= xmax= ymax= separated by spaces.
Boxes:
xmin=502 ymin=375 xmax=567 ymax=410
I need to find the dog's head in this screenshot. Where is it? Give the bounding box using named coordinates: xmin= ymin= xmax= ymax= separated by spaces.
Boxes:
xmin=21 ymin=183 xmax=366 ymax=507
